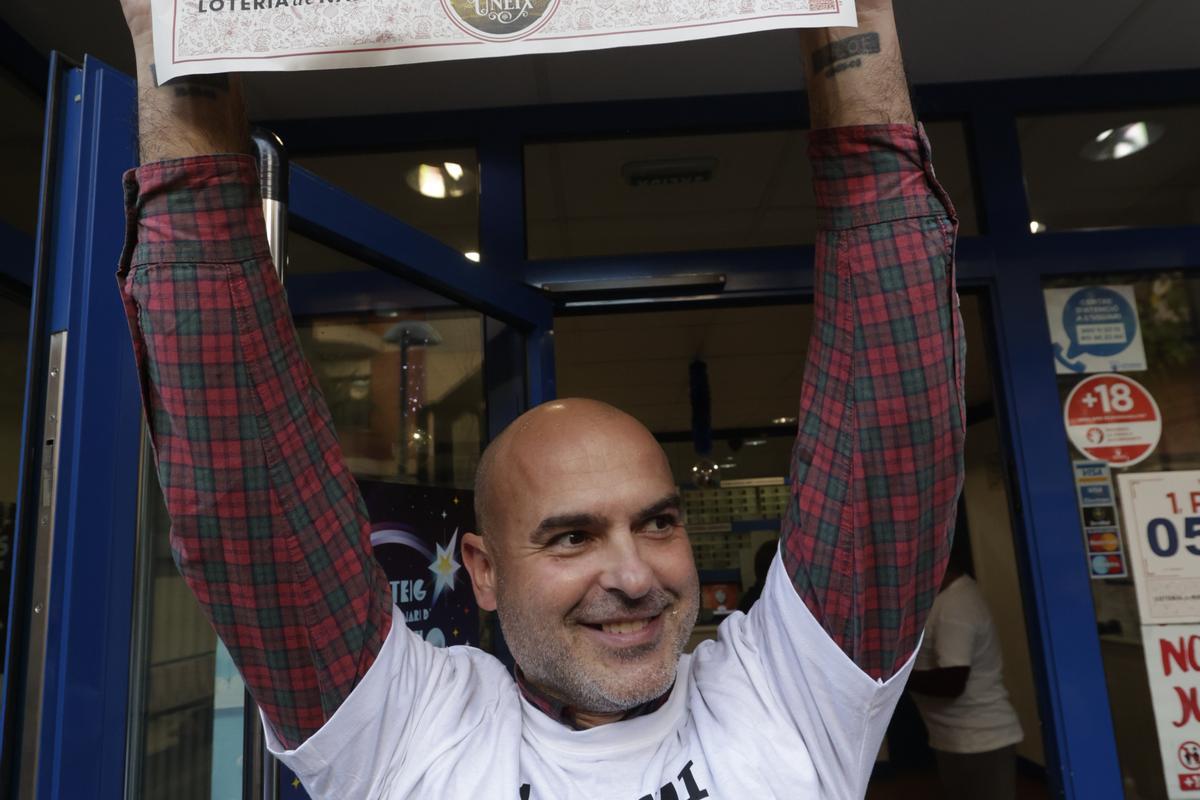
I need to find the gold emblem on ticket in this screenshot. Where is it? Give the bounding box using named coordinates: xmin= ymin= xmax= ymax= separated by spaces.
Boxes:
xmin=441 ymin=0 xmax=560 ymax=40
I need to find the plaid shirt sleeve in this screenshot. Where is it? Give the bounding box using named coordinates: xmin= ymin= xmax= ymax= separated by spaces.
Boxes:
xmin=784 ymin=124 xmax=966 ymax=681
xmin=117 ymin=155 xmax=393 ymax=750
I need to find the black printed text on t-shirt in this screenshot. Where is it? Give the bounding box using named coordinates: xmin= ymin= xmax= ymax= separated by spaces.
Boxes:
xmin=518 ymin=759 xmax=709 ymax=799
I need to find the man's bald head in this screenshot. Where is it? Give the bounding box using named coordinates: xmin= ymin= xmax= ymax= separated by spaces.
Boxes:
xmin=461 ymin=397 xmax=698 ymax=720
xmin=474 ymin=398 xmax=668 ymax=541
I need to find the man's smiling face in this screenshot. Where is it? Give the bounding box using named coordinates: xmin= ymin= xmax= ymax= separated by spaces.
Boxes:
xmin=462 ymin=400 xmax=700 ymax=722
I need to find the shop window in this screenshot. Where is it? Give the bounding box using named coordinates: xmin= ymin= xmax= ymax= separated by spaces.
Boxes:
xmin=1043 ymin=272 xmax=1200 ymax=799
xmin=525 ymin=121 xmax=978 ymax=260
xmin=294 ymin=147 xmax=480 ymax=262
xmin=0 ymin=290 xmax=29 ymax=692
xmin=0 ymin=65 xmax=38 ymax=722
xmin=288 ymin=231 xmax=487 ymax=487
xmin=1020 ymin=107 xmax=1200 ymax=233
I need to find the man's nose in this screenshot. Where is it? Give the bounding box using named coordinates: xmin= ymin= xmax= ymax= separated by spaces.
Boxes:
xmin=597 ymin=531 xmax=655 ymax=599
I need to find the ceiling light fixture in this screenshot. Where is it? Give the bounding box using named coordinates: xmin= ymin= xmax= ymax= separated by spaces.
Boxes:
xmin=771 ymin=416 xmax=797 ymax=426
xmin=464 ymin=251 xmax=481 ymax=262
xmin=1029 ymin=220 xmax=1046 ymax=234
xmin=1080 ymin=121 xmax=1164 ymax=162
xmin=744 ymin=438 xmax=768 ymax=447
xmin=406 ymin=162 xmax=474 ymax=199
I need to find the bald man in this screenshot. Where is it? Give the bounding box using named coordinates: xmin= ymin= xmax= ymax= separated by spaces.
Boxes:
xmin=463 ymin=399 xmax=701 ymax=729
xmin=117 ymin=0 xmax=964 ymax=796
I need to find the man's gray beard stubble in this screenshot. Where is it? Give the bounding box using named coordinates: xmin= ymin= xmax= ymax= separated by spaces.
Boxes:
xmin=497 ymin=584 xmax=700 ymax=714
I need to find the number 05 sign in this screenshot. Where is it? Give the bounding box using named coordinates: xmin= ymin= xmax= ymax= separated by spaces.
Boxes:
xmin=1118 ymin=471 xmax=1200 ymax=625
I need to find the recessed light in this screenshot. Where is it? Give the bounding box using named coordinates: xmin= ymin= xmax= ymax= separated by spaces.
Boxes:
xmin=406 ymin=162 xmax=474 ymax=199
xmin=464 ymin=251 xmax=481 ymax=262
xmin=771 ymin=416 xmax=797 ymax=426
xmin=1080 ymin=121 xmax=1163 ymax=162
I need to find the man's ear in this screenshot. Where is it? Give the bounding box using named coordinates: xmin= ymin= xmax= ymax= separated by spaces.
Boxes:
xmin=461 ymin=531 xmax=498 ymax=611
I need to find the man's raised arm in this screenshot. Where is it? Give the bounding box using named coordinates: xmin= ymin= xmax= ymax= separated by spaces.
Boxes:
xmin=784 ymin=0 xmax=966 ymax=680
xmin=116 ymin=0 xmax=393 ymax=749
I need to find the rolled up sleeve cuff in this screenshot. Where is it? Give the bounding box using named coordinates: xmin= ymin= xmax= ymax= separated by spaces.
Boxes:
xmin=122 ymin=154 xmax=271 ymax=269
xmin=809 ymin=124 xmax=958 ymax=230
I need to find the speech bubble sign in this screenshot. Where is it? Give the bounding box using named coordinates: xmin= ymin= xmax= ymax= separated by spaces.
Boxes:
xmin=1062 ymin=287 xmax=1137 ymax=359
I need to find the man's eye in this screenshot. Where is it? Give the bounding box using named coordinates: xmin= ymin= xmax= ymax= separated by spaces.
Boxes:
xmin=551 ymin=531 xmax=589 ymax=548
xmin=648 ymin=515 xmax=677 ymax=533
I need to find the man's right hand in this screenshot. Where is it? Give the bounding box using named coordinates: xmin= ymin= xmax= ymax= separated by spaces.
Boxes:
xmin=117 ymin=0 xmax=249 ymax=163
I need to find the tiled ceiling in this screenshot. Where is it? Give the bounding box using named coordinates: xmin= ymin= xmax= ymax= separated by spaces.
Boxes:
xmin=524 ymin=119 xmax=979 ymax=260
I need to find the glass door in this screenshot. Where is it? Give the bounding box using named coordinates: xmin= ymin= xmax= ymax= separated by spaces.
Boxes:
xmin=5 ymin=55 xmax=554 ymax=800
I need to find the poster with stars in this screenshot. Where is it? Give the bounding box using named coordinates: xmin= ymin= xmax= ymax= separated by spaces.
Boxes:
xmin=360 ymin=479 xmax=479 ymax=647
xmin=279 ymin=479 xmax=477 ymax=799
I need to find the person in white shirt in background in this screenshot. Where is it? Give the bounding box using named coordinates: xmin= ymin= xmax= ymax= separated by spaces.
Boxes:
xmin=909 ymin=543 xmax=1024 ymax=800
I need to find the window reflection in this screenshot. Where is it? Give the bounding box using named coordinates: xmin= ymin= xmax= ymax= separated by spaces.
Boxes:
xmin=288 ymin=232 xmax=487 ymax=489
xmin=129 ymin=478 xmax=239 ymax=800
xmin=294 ymin=147 xmax=479 ymax=259
xmin=295 ymin=310 xmax=486 ymax=488
xmin=1021 ymin=107 xmax=1200 ymax=232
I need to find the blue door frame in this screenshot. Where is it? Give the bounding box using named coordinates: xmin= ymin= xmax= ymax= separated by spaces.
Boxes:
xmin=261 ymin=68 xmax=1200 ymax=799
xmin=1 ymin=55 xmax=556 ymax=799
xmin=1 ymin=54 xmax=145 ymax=800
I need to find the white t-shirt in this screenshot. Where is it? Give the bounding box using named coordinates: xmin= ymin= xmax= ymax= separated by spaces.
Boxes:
xmin=265 ymin=551 xmax=914 ymax=799
xmin=911 ymin=575 xmax=1023 ymax=754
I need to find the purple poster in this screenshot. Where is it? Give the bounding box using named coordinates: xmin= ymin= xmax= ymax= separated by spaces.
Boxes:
xmin=360 ymin=479 xmax=480 ymax=648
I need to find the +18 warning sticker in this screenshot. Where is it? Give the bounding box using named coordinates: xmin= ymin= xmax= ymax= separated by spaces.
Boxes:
xmin=1064 ymin=374 xmax=1161 ymax=468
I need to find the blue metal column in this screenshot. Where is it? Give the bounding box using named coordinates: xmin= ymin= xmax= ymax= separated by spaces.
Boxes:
xmin=476 ymin=129 xmax=558 ymax=406
xmin=477 ymin=130 xmax=527 ymax=280
xmin=525 ymin=324 xmax=557 ymax=407
xmin=973 ymin=107 xmax=1123 ymax=798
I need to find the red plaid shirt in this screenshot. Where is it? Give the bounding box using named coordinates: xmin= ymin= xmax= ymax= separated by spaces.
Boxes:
xmin=118 ymin=124 xmax=963 ymax=750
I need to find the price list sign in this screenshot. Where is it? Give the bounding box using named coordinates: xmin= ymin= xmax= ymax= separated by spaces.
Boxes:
xmin=1118 ymin=471 xmax=1200 ymax=625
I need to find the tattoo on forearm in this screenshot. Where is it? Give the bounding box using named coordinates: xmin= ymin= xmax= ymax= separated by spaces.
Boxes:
xmin=147 ymin=63 xmax=232 ymax=101
xmin=811 ymin=32 xmax=881 ymax=77
xmin=169 ymin=73 xmax=232 ymax=100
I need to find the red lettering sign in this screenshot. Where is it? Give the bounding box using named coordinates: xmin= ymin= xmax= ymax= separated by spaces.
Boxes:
xmin=1177 ymin=687 xmax=1200 ymax=728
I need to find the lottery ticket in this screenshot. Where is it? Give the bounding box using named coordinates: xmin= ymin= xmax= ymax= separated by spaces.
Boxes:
xmin=151 ymin=0 xmax=856 ymax=82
